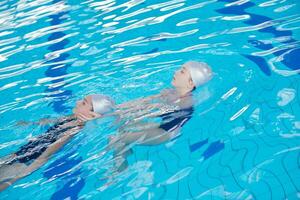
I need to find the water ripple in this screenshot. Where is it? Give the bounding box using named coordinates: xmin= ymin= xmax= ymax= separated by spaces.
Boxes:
xmin=225 ymin=0 xmax=250 ymax=7
xmin=227 ymin=19 xmax=281 ymax=34
xmin=44 ymin=43 xmax=81 ymax=61
xmin=0 ymin=37 xmax=21 ymax=48
xmin=15 ymin=2 xmax=70 ymax=28
xmin=112 ymin=41 xmax=228 ymax=65
xmin=0 ymin=45 xmax=25 ymax=62
xmin=23 ymin=21 xmax=75 ymax=42
xmin=221 ymin=15 xmax=250 ymax=21
xmin=114 ymin=8 xmax=152 ymax=21
xmin=259 ymin=0 xmax=282 ymax=7
xmin=277 ymin=16 xmax=300 ymax=31
xmin=0 ymin=80 xmax=24 ymax=91
xmin=91 ymin=0 xmax=144 ymax=13
xmin=252 ymin=41 xmax=300 ymax=57
xmin=274 ymin=4 xmax=296 ymax=13
xmin=160 ymin=3 xmax=185 ymax=12
xmin=112 ymin=29 xmax=198 ymax=48
xmin=162 ymin=167 xmax=193 ymax=185
xmin=102 ymin=0 xmax=216 ymax=35
xmin=15 ymin=0 xmax=53 ymax=11
xmin=176 ymin=18 xmax=198 ymax=26
xmin=230 ymin=104 xmax=250 ymax=121
xmin=268 ymin=48 xmax=300 ymax=76
xmin=25 ymin=32 xmax=79 ymax=51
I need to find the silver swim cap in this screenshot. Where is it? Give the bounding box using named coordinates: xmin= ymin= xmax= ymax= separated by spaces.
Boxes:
xmin=184 ymin=61 xmax=213 ymax=87
xmin=91 ymin=94 xmax=115 ymax=114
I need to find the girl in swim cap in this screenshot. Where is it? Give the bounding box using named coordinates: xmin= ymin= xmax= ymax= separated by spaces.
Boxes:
xmin=73 ymin=94 xmax=115 ymax=121
xmin=0 ymin=94 xmax=115 ymax=191
xmin=171 ymin=61 xmax=213 ymax=93
xmin=106 ymin=61 xmax=213 ymax=173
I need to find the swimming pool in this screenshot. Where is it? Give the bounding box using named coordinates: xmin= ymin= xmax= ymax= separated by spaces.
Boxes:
xmin=0 ymin=0 xmax=299 ymax=199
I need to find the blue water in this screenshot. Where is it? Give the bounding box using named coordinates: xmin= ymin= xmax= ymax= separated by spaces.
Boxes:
xmin=0 ymin=0 xmax=299 ymax=199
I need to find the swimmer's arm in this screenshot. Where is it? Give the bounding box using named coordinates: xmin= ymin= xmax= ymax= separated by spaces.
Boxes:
xmin=119 ymin=121 xmax=161 ymax=133
xmin=15 ymin=118 xmax=57 ymax=126
xmin=113 ymin=101 xmax=168 ymax=125
xmin=26 ymin=136 xmax=70 ymax=172
xmin=114 ymin=126 xmax=180 ymax=146
xmin=115 ymin=94 xmax=162 ymax=109
xmin=15 ymin=115 xmax=75 ymax=127
xmin=0 ymin=130 xmax=77 ymax=191
xmin=24 ymin=127 xmax=81 ymax=175
xmin=0 ymin=123 xmax=82 ymax=191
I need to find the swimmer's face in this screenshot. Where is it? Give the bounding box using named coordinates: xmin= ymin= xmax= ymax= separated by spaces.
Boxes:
xmin=171 ymin=66 xmax=194 ymax=90
xmin=73 ymin=95 xmax=100 ymax=121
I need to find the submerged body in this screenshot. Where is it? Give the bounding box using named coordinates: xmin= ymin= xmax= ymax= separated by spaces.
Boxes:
xmin=0 ymin=95 xmax=111 ymax=191
xmin=108 ymin=61 xmax=212 ymax=173
xmin=10 ymin=117 xmax=79 ymax=165
xmin=0 ymin=61 xmax=213 ymax=191
xmin=0 ymin=116 xmax=83 ymax=191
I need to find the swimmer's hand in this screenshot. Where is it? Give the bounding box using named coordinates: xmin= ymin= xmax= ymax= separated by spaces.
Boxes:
xmin=15 ymin=120 xmax=31 ymax=126
xmin=73 ymin=109 xmax=101 ymax=122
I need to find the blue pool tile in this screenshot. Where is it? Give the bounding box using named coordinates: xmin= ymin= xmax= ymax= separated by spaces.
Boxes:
xmin=202 ymin=140 xmax=225 ymax=160
xmin=189 ymin=138 xmax=208 ymax=152
xmin=243 ymin=54 xmax=271 ymax=76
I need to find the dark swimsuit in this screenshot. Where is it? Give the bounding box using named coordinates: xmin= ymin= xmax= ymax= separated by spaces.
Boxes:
xmin=7 ymin=104 xmax=193 ymax=165
xmin=159 ymin=107 xmax=194 ymax=132
xmin=8 ymin=116 xmax=79 ymax=165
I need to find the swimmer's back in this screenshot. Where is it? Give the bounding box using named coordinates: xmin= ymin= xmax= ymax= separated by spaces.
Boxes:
xmin=158 ymin=89 xmax=194 ymax=132
xmin=9 ymin=116 xmax=80 ymax=165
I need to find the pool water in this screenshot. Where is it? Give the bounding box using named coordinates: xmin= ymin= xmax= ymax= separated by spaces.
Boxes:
xmin=0 ymin=0 xmax=299 ymax=199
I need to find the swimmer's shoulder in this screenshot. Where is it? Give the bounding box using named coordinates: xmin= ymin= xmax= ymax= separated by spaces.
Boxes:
xmin=160 ymin=89 xmax=194 ymax=110
xmin=159 ymin=88 xmax=177 ymax=100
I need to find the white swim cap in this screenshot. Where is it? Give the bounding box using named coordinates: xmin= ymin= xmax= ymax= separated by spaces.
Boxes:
xmin=184 ymin=61 xmax=213 ymax=87
xmin=91 ymin=94 xmax=115 ymax=114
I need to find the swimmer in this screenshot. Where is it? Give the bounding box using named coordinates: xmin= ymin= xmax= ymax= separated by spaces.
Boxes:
xmin=107 ymin=61 xmax=213 ymax=172
xmin=0 ymin=94 xmax=115 ymax=191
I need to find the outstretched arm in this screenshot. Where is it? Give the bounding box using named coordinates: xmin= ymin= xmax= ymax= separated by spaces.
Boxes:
xmin=25 ymin=128 xmax=79 ymax=173
xmin=115 ymin=93 xmax=163 ymax=110
xmin=113 ymin=125 xmax=180 ymax=147
xmin=16 ymin=114 xmax=75 ymax=127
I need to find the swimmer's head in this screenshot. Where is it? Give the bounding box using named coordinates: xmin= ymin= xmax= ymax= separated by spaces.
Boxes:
xmin=172 ymin=61 xmax=213 ymax=92
xmin=91 ymin=94 xmax=115 ymax=115
xmin=73 ymin=94 xmax=115 ymax=121
xmin=184 ymin=61 xmax=212 ymax=87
